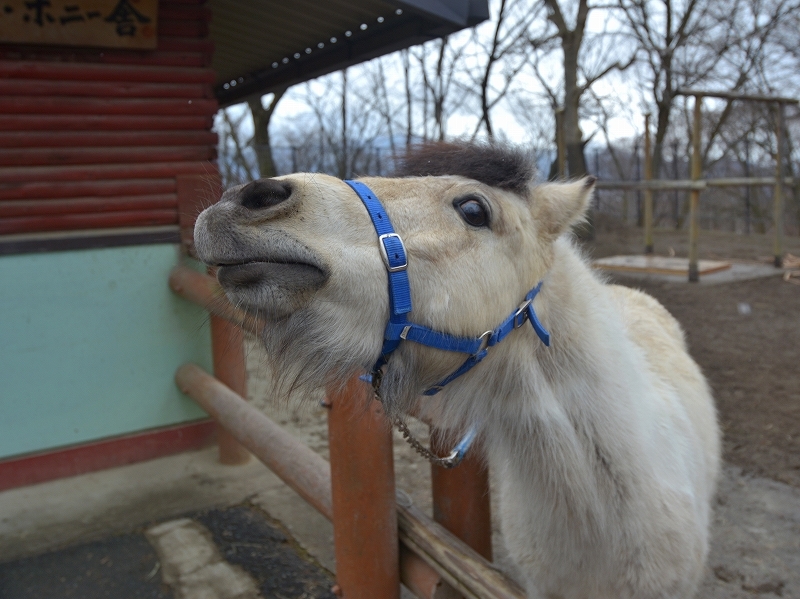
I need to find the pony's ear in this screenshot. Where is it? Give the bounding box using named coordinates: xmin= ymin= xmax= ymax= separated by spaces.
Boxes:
xmin=530 ymin=177 xmax=596 ymax=237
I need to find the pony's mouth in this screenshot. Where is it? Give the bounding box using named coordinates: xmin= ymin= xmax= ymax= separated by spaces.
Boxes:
xmin=212 ymin=258 xmax=328 ymax=318
xmin=216 ymin=260 xmax=326 ymax=289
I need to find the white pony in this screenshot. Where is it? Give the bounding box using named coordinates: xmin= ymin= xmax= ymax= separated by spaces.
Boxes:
xmin=195 ymin=143 xmax=720 ymax=599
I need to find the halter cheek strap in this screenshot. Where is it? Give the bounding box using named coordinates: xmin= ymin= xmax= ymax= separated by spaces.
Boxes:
xmin=345 ymin=179 xmax=551 ymax=397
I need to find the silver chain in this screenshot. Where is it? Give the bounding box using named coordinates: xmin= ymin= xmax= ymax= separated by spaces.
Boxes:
xmin=370 ymin=373 xmax=463 ymax=469
xmin=393 ymin=417 xmax=461 ymax=469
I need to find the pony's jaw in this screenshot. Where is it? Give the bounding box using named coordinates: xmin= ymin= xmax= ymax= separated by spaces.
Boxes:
xmin=216 ymin=261 xmax=327 ymax=319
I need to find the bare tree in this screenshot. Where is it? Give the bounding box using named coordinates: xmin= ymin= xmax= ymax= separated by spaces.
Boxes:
xmin=414 ymin=36 xmax=470 ymax=141
xmin=467 ymin=0 xmax=538 ymax=139
xmin=247 ymin=87 xmax=287 ymax=179
xmin=271 ymin=70 xmax=391 ymax=177
xmin=216 ymin=106 xmax=256 ymax=187
xmin=617 ymin=0 xmax=798 ymax=177
xmin=401 ymin=49 xmax=414 ymax=146
xmin=527 ymin=0 xmax=635 ymax=177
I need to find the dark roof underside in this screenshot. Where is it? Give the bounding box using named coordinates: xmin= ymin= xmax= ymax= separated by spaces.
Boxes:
xmin=211 ymin=0 xmax=489 ymax=106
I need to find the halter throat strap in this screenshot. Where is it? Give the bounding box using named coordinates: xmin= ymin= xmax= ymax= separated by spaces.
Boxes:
xmin=345 ymin=179 xmax=550 ymax=396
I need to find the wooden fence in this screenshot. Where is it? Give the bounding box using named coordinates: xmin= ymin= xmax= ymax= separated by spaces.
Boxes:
xmin=169 ymin=263 xmax=526 ymax=599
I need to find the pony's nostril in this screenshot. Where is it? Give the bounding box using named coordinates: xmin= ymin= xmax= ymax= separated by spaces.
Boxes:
xmin=239 ymin=179 xmax=293 ymax=210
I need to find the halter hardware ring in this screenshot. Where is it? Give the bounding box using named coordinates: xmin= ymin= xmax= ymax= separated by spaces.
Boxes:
xmin=378 ymin=233 xmax=408 ymax=272
xmin=439 ymin=450 xmax=463 ymax=469
xmin=513 ymin=299 xmax=532 ymax=329
xmin=476 ymin=330 xmax=493 ymax=353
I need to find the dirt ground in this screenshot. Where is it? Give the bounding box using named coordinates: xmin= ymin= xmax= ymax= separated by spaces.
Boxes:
xmin=588 ymin=222 xmax=800 ymax=598
xmin=587 ymin=220 xmax=800 ymax=490
xmin=245 ymin=221 xmax=800 ymax=598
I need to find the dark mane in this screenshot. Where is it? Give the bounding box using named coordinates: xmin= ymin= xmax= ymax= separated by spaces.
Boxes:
xmin=394 ymin=141 xmax=535 ymax=194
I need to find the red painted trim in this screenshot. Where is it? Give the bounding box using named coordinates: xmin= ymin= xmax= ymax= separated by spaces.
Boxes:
xmin=0 ymin=420 xmax=216 ymax=492
xmin=0 ymin=114 xmax=214 ymax=132
xmin=0 ymin=97 xmax=219 ymax=116
xmin=0 ymin=195 xmax=178 ymax=218
xmin=0 ymin=209 xmax=178 ymax=235
xmin=0 ymin=179 xmax=177 ymax=202
xmin=0 ymin=60 xmax=216 ymax=84
xmin=0 ymin=131 xmax=218 ymax=149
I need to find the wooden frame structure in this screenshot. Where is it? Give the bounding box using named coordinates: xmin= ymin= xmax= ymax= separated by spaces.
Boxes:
xmin=169 ymin=263 xmax=523 ymax=599
xmin=555 ymin=91 xmax=798 ymax=281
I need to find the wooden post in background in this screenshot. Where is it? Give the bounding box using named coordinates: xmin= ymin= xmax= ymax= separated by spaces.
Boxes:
xmin=327 ymin=377 xmax=401 ymax=599
xmin=643 ymin=113 xmax=654 ymax=254
xmin=430 ymin=428 xmax=492 ymax=561
xmin=773 ymin=102 xmax=785 ymax=268
xmin=210 ymin=311 xmax=251 ymax=465
xmin=556 ymin=108 xmax=566 ymax=179
xmin=688 ymin=96 xmax=703 ymax=282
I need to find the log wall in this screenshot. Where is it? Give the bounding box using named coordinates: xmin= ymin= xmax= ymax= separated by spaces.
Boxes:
xmin=0 ymin=0 xmax=218 ymax=238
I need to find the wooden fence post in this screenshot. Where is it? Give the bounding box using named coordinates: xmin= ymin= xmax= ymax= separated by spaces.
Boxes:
xmin=327 ymin=377 xmax=401 ymax=599
xmin=643 ymin=113 xmax=654 ymax=254
xmin=210 ymin=311 xmax=251 ymax=465
xmin=556 ymin=108 xmax=566 ymax=179
xmin=773 ymin=103 xmax=786 ymax=268
xmin=688 ymin=96 xmax=703 ymax=282
xmin=176 ymin=173 xmax=249 ymax=464
xmin=430 ymin=428 xmax=492 ymax=564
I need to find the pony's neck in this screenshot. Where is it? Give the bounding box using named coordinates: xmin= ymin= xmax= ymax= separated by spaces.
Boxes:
xmin=478 ymin=238 xmax=654 ymax=500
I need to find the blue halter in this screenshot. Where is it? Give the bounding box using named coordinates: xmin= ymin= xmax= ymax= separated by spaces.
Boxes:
xmin=345 ymin=180 xmax=551 ymax=397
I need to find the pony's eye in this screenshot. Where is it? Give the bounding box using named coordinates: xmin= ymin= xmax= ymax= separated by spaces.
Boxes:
xmin=455 ymin=197 xmax=489 ymax=227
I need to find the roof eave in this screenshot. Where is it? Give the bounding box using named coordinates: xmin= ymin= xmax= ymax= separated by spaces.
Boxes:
xmin=214 ymin=1 xmax=489 ymax=106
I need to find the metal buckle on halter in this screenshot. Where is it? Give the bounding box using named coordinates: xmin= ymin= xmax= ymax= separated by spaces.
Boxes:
xmin=378 ymin=233 xmax=408 ymax=272
xmin=513 ymin=299 xmax=532 ymax=329
xmin=476 ymin=330 xmax=493 ymax=354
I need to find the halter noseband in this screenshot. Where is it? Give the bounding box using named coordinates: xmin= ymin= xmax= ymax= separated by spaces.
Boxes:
xmin=345 ymin=180 xmax=551 ymax=398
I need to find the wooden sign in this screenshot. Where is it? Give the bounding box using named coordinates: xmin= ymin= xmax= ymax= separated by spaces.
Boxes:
xmin=0 ymin=0 xmax=158 ymax=49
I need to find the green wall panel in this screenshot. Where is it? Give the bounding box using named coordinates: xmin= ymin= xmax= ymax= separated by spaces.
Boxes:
xmin=0 ymin=245 xmax=213 ymax=460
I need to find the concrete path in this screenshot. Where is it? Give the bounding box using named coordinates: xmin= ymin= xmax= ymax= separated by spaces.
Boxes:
xmin=0 ymin=447 xmax=336 ymax=599
xmin=2 ymin=429 xmax=798 ymax=598
xmin=145 ymin=518 xmax=260 ymax=599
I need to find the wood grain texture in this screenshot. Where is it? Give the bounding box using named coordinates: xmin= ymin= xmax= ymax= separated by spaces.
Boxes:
xmin=0 ymin=194 xmax=177 ymax=217
xmin=0 ymin=60 xmax=216 ymax=83
xmin=0 ymin=146 xmax=215 ymax=167
xmin=0 ymin=161 xmax=216 ymax=184
xmin=0 ymin=0 xmax=217 ymax=237
xmin=0 ymin=179 xmax=177 ymax=201
xmin=397 ymin=502 xmax=525 ymax=599
xmin=0 ymin=114 xmax=213 ymax=131
xmin=0 ymin=130 xmax=217 ymax=148
xmin=0 ymin=209 xmax=177 ymax=234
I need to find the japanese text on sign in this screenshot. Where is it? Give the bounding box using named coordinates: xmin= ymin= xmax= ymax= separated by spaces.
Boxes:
xmin=0 ymin=0 xmax=158 ymax=49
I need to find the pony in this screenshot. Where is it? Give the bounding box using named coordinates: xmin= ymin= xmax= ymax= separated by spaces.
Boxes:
xmin=194 ymin=142 xmax=720 ymax=599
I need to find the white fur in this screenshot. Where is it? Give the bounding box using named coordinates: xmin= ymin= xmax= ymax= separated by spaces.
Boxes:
xmin=194 ymin=172 xmax=721 ymax=599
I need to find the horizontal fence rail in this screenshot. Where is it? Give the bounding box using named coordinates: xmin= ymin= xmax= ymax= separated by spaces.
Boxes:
xmin=170 ymin=265 xmax=524 ymax=599
xmin=175 ymin=363 xmax=525 ymax=599
xmin=595 ymin=176 xmax=796 ymax=191
xmin=168 ymin=264 xmax=263 ymax=333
